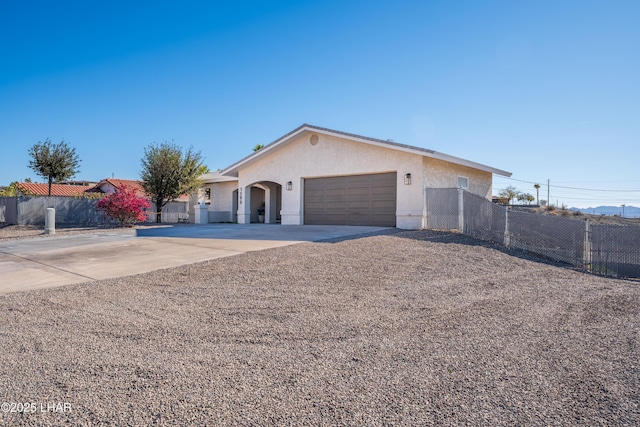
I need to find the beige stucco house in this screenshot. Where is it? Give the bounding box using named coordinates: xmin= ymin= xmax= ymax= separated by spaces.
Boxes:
xmin=198 ymin=124 xmax=511 ymax=230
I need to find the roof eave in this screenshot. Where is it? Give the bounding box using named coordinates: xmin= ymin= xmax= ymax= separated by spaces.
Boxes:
xmin=426 ymin=152 xmax=512 ymax=177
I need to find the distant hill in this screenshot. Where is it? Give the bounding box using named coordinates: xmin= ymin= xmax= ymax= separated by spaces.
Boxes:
xmin=570 ymin=206 xmax=640 ymax=218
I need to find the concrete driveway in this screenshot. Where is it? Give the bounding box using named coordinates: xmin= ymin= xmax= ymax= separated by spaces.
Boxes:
xmin=0 ymin=224 xmax=391 ymax=294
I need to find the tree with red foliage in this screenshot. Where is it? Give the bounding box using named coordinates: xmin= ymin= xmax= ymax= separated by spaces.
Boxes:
xmin=96 ymin=184 xmax=151 ymax=227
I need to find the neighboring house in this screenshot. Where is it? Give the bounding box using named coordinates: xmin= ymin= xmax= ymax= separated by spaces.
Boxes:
xmin=200 ymin=124 xmax=511 ymax=230
xmin=12 ymin=179 xmax=147 ymax=198
xmin=90 ymin=178 xmax=148 ymax=198
xmin=16 ymin=182 xmax=95 ymax=197
xmin=90 ymin=178 xmax=190 ymax=202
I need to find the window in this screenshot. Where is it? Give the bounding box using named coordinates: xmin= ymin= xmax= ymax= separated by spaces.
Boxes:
xmin=457 ymin=177 xmax=469 ymax=189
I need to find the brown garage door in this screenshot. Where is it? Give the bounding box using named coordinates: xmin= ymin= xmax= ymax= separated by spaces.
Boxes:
xmin=304 ymin=172 xmax=397 ymax=226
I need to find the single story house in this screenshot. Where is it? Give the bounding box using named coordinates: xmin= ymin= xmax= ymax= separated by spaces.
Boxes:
xmin=14 ymin=179 xmax=148 ymax=198
xmin=90 ymin=178 xmax=190 ymax=203
xmin=90 ymin=178 xmax=147 ymax=197
xmin=199 ymin=124 xmax=511 ymax=230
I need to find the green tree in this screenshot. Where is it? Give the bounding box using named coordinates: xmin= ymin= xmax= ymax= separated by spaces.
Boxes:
xmin=517 ymin=192 xmax=535 ymax=205
xmin=140 ymin=141 xmax=209 ymax=223
xmin=28 ymin=139 xmax=81 ymax=196
xmin=253 ymin=144 xmax=265 ymax=152
xmin=498 ymin=186 xmax=520 ymax=206
xmin=533 ymin=183 xmax=540 ymax=205
xmin=0 ymin=182 xmax=35 ymax=197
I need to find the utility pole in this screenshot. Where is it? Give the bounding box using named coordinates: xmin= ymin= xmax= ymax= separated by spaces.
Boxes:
xmin=547 ymin=179 xmax=550 ymax=207
xmin=622 ymin=204 xmax=626 ymax=218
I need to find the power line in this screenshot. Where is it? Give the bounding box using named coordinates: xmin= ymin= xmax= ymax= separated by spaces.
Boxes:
xmin=552 ymin=184 xmax=640 ymax=192
xmin=494 ymin=176 xmax=640 ymax=192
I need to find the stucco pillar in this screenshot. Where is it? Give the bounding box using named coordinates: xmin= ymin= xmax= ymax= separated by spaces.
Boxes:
xmin=194 ymin=204 xmax=208 ymax=225
xmin=280 ymin=179 xmax=302 ymax=225
xmin=265 ymin=185 xmax=279 ymax=224
xmin=237 ymin=185 xmax=251 ymax=224
xmin=458 ymin=188 xmax=464 ymax=232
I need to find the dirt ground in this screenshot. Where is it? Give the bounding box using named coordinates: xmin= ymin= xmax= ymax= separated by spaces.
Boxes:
xmin=1 ymin=230 xmax=639 ymax=425
xmin=513 ymin=206 xmax=640 ymax=226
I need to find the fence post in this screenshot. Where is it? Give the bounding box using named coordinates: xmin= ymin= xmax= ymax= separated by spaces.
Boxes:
xmin=424 ymin=188 xmax=428 ymax=230
xmin=583 ymin=219 xmax=591 ymax=272
xmin=503 ymin=205 xmax=510 ymax=248
xmin=457 ymin=188 xmax=464 ymax=233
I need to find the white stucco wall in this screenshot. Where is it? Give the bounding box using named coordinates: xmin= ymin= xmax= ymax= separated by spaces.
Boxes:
xmin=423 ymin=157 xmax=493 ymax=198
xmin=236 ymin=132 xmax=426 ymax=229
xmin=97 ymin=183 xmax=117 ymax=194
xmin=205 ymin=181 xmax=237 ymax=222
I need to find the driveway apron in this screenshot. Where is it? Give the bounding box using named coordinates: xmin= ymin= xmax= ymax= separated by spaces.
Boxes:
xmin=0 ymin=224 xmax=390 ymax=294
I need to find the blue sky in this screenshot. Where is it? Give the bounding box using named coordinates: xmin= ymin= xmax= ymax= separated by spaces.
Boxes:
xmin=1 ymin=0 xmax=638 ymax=209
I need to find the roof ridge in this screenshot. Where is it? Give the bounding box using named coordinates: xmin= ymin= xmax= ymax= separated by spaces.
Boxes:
xmin=301 ymin=124 xmax=437 ymax=154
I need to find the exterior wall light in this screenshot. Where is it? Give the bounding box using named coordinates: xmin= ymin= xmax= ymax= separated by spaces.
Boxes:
xmin=404 ymin=173 xmax=411 ymax=185
xmin=286 ymin=181 xmax=292 ymax=191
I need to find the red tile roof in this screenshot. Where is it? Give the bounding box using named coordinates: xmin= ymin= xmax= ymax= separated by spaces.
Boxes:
xmin=91 ymin=178 xmax=147 ymax=197
xmin=17 ymin=183 xmax=94 ymax=197
xmin=15 ymin=178 xmax=190 ymax=202
xmin=90 ymin=178 xmax=189 ymax=202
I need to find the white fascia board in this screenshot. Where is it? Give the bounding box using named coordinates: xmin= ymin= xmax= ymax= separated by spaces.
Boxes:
xmin=200 ymin=172 xmax=238 ymax=184
xmin=201 ymin=176 xmax=238 ymax=184
xmin=427 ymin=152 xmax=512 ymax=177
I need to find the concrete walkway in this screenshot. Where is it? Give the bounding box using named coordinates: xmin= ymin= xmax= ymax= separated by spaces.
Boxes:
xmin=0 ymin=224 xmax=391 ymax=294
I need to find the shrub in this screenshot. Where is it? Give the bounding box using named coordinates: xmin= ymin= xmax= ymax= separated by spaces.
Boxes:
xmin=96 ymin=185 xmax=151 ymax=227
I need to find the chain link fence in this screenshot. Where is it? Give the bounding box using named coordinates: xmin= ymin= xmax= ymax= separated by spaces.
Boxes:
xmin=590 ymin=224 xmax=640 ymax=278
xmin=425 ymin=188 xmax=640 ymax=279
xmin=463 ymin=191 xmax=506 ymax=244
xmin=508 ymin=210 xmax=585 ymax=267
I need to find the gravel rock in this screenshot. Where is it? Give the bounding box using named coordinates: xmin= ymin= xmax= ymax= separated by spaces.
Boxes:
xmin=1 ymin=230 xmax=638 ymax=425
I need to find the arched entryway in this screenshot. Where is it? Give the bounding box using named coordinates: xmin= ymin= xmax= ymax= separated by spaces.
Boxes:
xmin=241 ymin=181 xmax=282 ymax=224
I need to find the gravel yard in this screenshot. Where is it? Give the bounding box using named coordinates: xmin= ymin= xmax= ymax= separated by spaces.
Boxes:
xmin=1 ymin=230 xmax=638 ymax=426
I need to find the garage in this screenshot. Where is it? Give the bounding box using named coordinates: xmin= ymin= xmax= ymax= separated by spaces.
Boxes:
xmin=304 ymin=172 xmax=397 ymax=226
